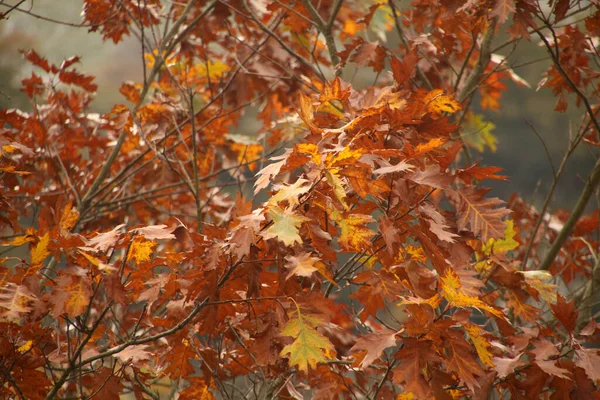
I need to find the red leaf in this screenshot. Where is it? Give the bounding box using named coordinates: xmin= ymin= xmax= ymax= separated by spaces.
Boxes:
xmin=58 ymin=70 xmax=98 ymax=92
xmin=349 ymin=328 xmax=398 ymax=369
xmin=550 ymin=295 xmax=577 ymax=333
xmin=21 ymin=49 xmax=53 ymax=73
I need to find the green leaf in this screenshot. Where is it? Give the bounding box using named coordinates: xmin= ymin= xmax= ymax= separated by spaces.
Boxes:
xmin=464 ymin=112 xmax=497 ymax=153
xmin=279 ymin=307 xmax=335 ymax=371
xmin=262 ymin=206 xmax=310 ymax=246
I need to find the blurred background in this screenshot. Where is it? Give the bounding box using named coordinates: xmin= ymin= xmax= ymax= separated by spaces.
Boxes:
xmin=0 ymin=0 xmax=597 ymax=211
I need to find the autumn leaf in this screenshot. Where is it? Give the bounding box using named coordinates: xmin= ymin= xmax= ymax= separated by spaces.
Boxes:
xmin=491 ymin=0 xmax=516 ymax=24
xmin=262 ymin=206 xmax=310 ymax=246
xmin=0 ymin=283 xmax=36 ymax=322
xmin=131 ymin=225 xmax=176 ymax=240
xmin=423 ymin=89 xmax=461 ymax=115
xmin=550 ymin=295 xmax=577 ymax=332
xmin=17 ymin=340 xmax=33 ymax=353
xmin=82 ymin=224 xmax=125 ymax=252
xmin=78 ymin=249 xmax=115 ymax=273
xmin=0 ymin=166 xmax=32 ymax=175
xmin=463 ymin=112 xmax=498 ymax=153
xmin=531 ymin=338 xmax=572 ymax=379
xmin=350 ymin=328 xmax=398 ymax=369
xmin=268 ymin=178 xmax=312 ymax=208
xmin=392 ymin=339 xmax=440 ymax=399
xmin=373 ymin=159 xmax=414 ymax=175
xmin=518 ymin=270 xmax=557 ymax=304
xmin=127 ymin=236 xmax=157 ymax=264
xmin=51 ymin=274 xmax=93 ymax=317
xmin=325 ymin=169 xmax=348 ymax=209
xmin=481 ymin=219 xmax=519 ymax=255
xmin=1 ymin=228 xmax=37 ymax=247
xmin=463 ymin=323 xmax=494 ymax=368
xmin=445 ymin=335 xmax=483 ymax=393
xmin=441 ymin=268 xmax=505 ymax=320
xmin=29 ymin=232 xmax=50 ymax=273
xmin=254 ymin=150 xmax=291 ymax=194
xmin=59 ymin=202 xmax=80 ymax=234
xmin=574 ymin=348 xmax=600 ymax=382
xmin=419 ymin=204 xmax=459 ymax=243
xmin=279 ymin=306 xmax=335 ymax=372
xmin=285 ymin=252 xmax=321 ymax=279
xmin=328 ymin=207 xmax=375 ymax=251
xmin=453 ymin=186 xmax=511 ymax=242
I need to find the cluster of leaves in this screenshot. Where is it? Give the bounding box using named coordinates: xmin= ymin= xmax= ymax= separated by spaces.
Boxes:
xmin=0 ymin=0 xmax=599 ymax=399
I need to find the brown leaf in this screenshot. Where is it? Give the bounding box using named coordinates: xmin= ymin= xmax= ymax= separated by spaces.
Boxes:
xmin=550 ymin=295 xmax=577 ymax=333
xmin=349 ymin=328 xmax=398 ymax=369
xmin=575 ymin=349 xmax=600 ymax=382
xmin=452 ymin=186 xmax=511 ymax=242
xmin=393 ymin=339 xmax=439 ymax=398
xmin=491 ymin=0 xmax=516 ymax=24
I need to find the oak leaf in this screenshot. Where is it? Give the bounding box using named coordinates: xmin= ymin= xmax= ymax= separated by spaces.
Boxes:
xmin=131 ymin=225 xmax=176 ymax=240
xmin=349 ymin=328 xmax=398 ymax=369
xmin=268 ymin=178 xmax=312 ymax=208
xmin=279 ymin=309 xmax=335 ymax=372
xmin=445 ymin=336 xmax=483 ymax=393
xmin=441 ymin=268 xmax=505 ymax=320
xmin=419 ymin=204 xmax=459 ymax=243
xmin=127 ymin=236 xmax=157 ymax=264
xmin=262 ymin=206 xmax=310 ymax=246
xmin=0 ymin=283 xmax=36 ymax=322
xmin=254 ymin=150 xmax=291 ymax=194
xmin=453 ymin=186 xmax=511 ymax=242
xmin=392 ymin=339 xmax=440 ymax=399
xmin=328 ymin=208 xmax=375 ymax=251
xmin=284 ymin=252 xmax=321 ymax=279
xmin=29 ymin=232 xmax=50 ymax=273
xmin=423 ymin=89 xmax=461 ymax=115
xmin=574 ymin=349 xmax=600 ymax=382
xmin=59 ymin=202 xmax=79 ymax=234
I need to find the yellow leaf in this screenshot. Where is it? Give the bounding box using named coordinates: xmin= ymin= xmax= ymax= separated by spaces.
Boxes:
xmin=2 ymin=228 xmax=37 ymax=247
xmin=30 ymin=233 xmax=50 ymax=272
xmin=127 ymin=236 xmax=157 ymax=264
xmin=317 ymin=101 xmax=345 ymax=119
xmin=405 ymin=245 xmax=427 ymax=263
xmin=78 ymin=250 xmax=115 ymax=273
xmin=279 ymin=306 xmax=335 ymax=371
xmin=464 ymin=112 xmax=497 ymax=153
xmin=518 ymin=270 xmax=557 ymax=304
xmin=295 ymin=143 xmax=322 ymax=165
xmin=414 ymin=138 xmax=446 ymax=156
xmin=298 ymin=92 xmax=316 ymax=131
xmin=285 ymin=252 xmax=320 ymax=279
xmin=424 ymin=89 xmax=461 ymax=115
xmin=343 ymin=19 xmax=359 ymax=35
xmin=325 ymin=169 xmax=348 ymax=210
xmin=328 ymin=207 xmax=375 ymax=251
xmin=262 ymin=206 xmax=310 ymax=246
xmin=328 ymin=146 xmax=363 ymax=167
xmin=441 ymin=268 xmax=505 ymax=320
xmin=0 ymin=166 xmax=31 ymax=175
xmin=17 ymin=340 xmax=33 ymax=353
xmin=396 ymin=393 xmax=416 ymax=400
xmin=481 ymin=219 xmax=518 ymax=255
xmin=463 ymin=323 xmax=494 ymax=368
xmin=268 ymin=179 xmax=311 ymax=208
xmin=63 ymin=278 xmax=92 ymax=317
xmin=59 ymin=202 xmax=79 ymax=234
xmin=193 ymin=60 xmax=229 ymax=80
xmin=2 ymin=144 xmax=18 ymax=153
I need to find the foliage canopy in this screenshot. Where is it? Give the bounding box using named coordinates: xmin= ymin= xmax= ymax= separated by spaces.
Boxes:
xmin=1 ymin=0 xmax=600 ymax=399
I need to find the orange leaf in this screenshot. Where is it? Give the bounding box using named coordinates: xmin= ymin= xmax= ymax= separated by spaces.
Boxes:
xmin=127 ymin=236 xmax=157 ymax=264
